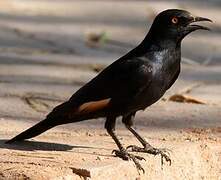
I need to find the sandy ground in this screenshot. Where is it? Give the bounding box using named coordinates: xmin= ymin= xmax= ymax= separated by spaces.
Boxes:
xmin=0 ymin=0 xmax=221 ymax=179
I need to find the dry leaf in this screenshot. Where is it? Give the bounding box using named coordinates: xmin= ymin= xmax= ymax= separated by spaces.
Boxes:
xmin=169 ymin=94 xmax=206 ymax=104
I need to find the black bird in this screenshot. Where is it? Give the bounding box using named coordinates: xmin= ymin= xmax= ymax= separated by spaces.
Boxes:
xmin=6 ymin=9 xmax=211 ymax=172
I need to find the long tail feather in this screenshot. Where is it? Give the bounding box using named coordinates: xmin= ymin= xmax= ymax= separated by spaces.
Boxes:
xmin=5 ymin=118 xmax=56 ymax=144
xmin=5 ymin=99 xmax=108 ymax=144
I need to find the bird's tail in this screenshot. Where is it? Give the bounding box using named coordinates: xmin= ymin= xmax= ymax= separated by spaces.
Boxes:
xmin=5 ymin=117 xmax=57 ymax=144
xmin=5 ymin=98 xmax=109 ymax=144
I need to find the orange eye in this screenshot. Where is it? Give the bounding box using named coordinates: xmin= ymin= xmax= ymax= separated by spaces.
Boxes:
xmin=171 ymin=17 xmax=178 ymax=24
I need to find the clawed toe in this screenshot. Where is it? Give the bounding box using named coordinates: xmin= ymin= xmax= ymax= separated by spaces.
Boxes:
xmin=158 ymin=148 xmax=172 ymax=156
xmin=150 ymin=148 xmax=172 ymax=166
xmin=126 ymin=144 xmax=172 ymax=167
xmin=126 ymin=145 xmax=135 ymax=150
xmin=112 ymin=149 xmax=145 ymax=174
xmin=134 ymin=155 xmax=146 ymax=161
xmin=112 ymin=144 xmax=171 ymax=173
xmin=112 ymin=149 xmax=129 ymax=160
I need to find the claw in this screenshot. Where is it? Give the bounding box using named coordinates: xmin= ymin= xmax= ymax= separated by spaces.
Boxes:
xmin=152 ymin=148 xmax=172 ymax=168
xmin=160 ymin=151 xmax=172 ymax=169
xmin=112 ymin=149 xmax=117 ymax=154
xmin=127 ymin=144 xmax=172 ymax=168
xmin=112 ymin=149 xmax=145 ymax=174
xmin=137 ymin=165 xmax=145 ymax=174
xmin=160 ymin=148 xmax=172 ymax=155
xmin=131 ymin=157 xmax=145 ymax=174
xmin=135 ymin=155 xmax=146 ymax=161
xmin=126 ymin=145 xmax=133 ymax=151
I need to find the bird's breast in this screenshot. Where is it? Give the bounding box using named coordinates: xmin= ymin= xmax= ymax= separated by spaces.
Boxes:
xmin=136 ymin=50 xmax=180 ymax=108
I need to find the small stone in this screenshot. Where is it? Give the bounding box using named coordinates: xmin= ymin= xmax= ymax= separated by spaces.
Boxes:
xmin=185 ymin=137 xmax=192 ymax=142
xmin=96 ymin=156 xmax=103 ymax=161
xmin=86 ymin=132 xmax=93 ymax=137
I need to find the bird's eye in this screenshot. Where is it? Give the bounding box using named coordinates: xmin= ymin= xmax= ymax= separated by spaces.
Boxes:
xmin=171 ymin=17 xmax=178 ymax=24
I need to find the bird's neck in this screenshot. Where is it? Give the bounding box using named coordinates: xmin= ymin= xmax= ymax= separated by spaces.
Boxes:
xmin=125 ymin=32 xmax=181 ymax=61
xmin=137 ymin=33 xmax=181 ymax=65
xmin=141 ymin=34 xmax=180 ymax=51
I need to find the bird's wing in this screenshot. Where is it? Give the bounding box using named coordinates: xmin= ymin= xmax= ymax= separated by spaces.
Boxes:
xmin=67 ymin=57 xmax=153 ymax=114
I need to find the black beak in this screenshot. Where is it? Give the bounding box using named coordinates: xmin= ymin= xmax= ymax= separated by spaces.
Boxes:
xmin=187 ymin=16 xmax=213 ymax=31
xmin=194 ymin=17 xmax=213 ymax=23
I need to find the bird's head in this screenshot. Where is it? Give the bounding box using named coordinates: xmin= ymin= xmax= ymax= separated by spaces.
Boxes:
xmin=147 ymin=9 xmax=212 ymax=46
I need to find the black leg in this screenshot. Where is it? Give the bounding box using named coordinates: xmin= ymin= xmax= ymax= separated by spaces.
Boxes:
xmin=105 ymin=115 xmax=145 ymax=173
xmin=122 ymin=113 xmax=171 ymax=167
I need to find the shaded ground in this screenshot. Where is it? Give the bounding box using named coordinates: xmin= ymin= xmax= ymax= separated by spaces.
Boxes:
xmin=0 ymin=0 xmax=221 ymax=179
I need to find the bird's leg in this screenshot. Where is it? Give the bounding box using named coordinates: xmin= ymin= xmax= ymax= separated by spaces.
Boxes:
xmin=122 ymin=113 xmax=171 ymax=167
xmin=126 ymin=125 xmax=171 ymax=166
xmin=105 ymin=116 xmax=145 ymax=173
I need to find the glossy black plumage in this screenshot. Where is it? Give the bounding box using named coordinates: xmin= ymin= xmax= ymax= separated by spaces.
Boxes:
xmin=6 ymin=9 xmax=211 ymax=172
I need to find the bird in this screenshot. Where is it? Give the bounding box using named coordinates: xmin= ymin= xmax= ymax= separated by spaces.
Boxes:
xmin=6 ymin=9 xmax=211 ymax=172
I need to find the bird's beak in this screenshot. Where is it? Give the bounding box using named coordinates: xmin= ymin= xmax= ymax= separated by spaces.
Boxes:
xmin=186 ymin=16 xmax=213 ymax=31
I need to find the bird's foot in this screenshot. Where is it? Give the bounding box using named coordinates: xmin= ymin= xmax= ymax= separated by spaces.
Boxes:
xmin=126 ymin=145 xmax=171 ymax=167
xmin=112 ymin=148 xmax=145 ymax=174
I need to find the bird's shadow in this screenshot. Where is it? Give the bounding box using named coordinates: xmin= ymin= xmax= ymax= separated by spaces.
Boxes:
xmin=0 ymin=139 xmax=104 ymax=152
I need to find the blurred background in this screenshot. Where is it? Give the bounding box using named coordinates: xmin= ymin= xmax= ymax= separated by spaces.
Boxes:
xmin=0 ymin=0 xmax=220 ymax=122
xmin=0 ymin=1 xmax=221 ymax=179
